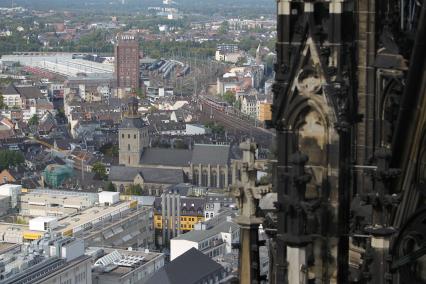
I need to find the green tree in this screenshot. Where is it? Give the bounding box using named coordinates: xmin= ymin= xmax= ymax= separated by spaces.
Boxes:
xmin=104 ymin=181 xmax=116 ymax=192
xmin=28 ymin=114 xmax=39 ymax=126
xmin=0 ymin=150 xmax=24 ymax=170
xmin=219 ymin=21 xmax=230 ymax=35
xmin=0 ymin=94 xmax=7 ymax=109
xmin=92 ymin=162 xmax=107 ymax=180
xmin=111 ymin=145 xmax=119 ymax=157
xmin=223 ymin=91 xmax=236 ymax=105
xmin=205 ymin=122 xmax=225 ymax=135
xmin=239 ymin=36 xmax=259 ymax=51
xmin=136 ymin=88 xmax=146 ymax=99
xmin=174 ymin=139 xmax=188 ymax=149
xmin=125 ymin=184 xmax=145 ymax=196
xmin=55 ymin=108 xmax=66 ymax=121
xmin=100 ymin=143 xmax=119 ymax=157
xmin=236 ymin=57 xmax=247 ymax=66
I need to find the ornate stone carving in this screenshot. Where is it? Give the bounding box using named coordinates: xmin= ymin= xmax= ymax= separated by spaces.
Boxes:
xmin=231 ymin=140 xmax=272 ymax=225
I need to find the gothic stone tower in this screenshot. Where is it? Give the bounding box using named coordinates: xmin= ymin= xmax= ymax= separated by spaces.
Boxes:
xmin=267 ymin=0 xmax=426 ymax=282
xmin=271 ymin=0 xmax=356 ymax=282
xmin=119 ymin=97 xmax=149 ymax=167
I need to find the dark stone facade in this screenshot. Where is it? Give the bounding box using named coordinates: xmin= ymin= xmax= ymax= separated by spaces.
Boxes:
xmin=237 ymin=1 xmax=426 ymax=283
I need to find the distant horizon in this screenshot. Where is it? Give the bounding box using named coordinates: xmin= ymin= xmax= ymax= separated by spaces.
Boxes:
xmin=0 ymin=0 xmax=274 ymax=13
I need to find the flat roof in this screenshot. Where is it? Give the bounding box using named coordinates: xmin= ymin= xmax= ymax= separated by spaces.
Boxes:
xmin=30 ymin=216 xmax=57 ymax=223
xmin=172 ymin=221 xmax=239 ymax=243
xmin=98 ymin=191 xmax=119 ymax=197
xmin=53 ymin=201 xmax=136 ymax=234
xmin=90 ymin=247 xmax=164 ymax=277
xmin=0 ymin=222 xmax=41 ymax=237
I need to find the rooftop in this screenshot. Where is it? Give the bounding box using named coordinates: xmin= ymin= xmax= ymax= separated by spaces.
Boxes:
xmin=140 ymin=148 xmax=192 ymax=167
xmin=145 ymin=248 xmax=224 ymax=284
xmin=191 ymin=144 xmax=231 ymax=165
xmin=50 ymin=201 xmax=138 ymax=235
xmin=119 ymin=117 xmax=147 ymax=129
xmin=109 ymin=166 xmax=185 ymax=184
xmin=89 ymin=247 xmax=164 ymax=278
xmin=172 ymin=221 xmax=239 ymax=243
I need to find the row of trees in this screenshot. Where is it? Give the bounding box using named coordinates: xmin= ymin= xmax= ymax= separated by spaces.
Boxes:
xmin=103 ymin=182 xmax=147 ymax=196
xmin=140 ymin=39 xmax=217 ymax=59
xmin=205 ymin=121 xmax=225 ymax=135
xmin=0 ymin=150 xmax=24 ymax=171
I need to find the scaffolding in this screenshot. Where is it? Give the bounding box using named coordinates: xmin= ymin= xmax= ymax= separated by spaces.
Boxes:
xmin=43 ymin=164 xmax=73 ymax=188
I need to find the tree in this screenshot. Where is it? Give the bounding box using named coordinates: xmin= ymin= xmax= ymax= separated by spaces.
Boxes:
xmin=205 ymin=122 xmax=225 ymax=135
xmin=0 ymin=150 xmax=24 ymax=170
xmin=28 ymin=114 xmax=39 ymax=126
xmin=223 ymin=91 xmax=236 ymax=105
xmin=125 ymin=184 xmax=145 ymax=196
xmin=92 ymin=162 xmax=107 ymax=180
xmin=239 ymin=36 xmax=259 ymax=51
xmin=136 ymin=88 xmax=146 ymax=99
xmin=218 ymin=21 xmax=229 ymax=35
xmin=105 ymin=182 xmax=116 ymax=192
xmin=236 ymin=56 xmax=247 ymax=66
xmin=0 ymin=94 xmax=7 ymax=109
xmin=174 ymin=139 xmax=188 ymax=149
xmin=149 ymin=106 xmax=158 ymax=113
xmin=100 ymin=143 xmax=119 ymax=157
xmin=55 ymin=108 xmax=67 ymax=123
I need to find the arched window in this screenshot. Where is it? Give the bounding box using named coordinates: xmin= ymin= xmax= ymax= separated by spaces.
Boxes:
xmin=193 ymin=170 xmax=199 ymax=185
xmin=211 ymin=171 xmax=218 ymax=188
xmin=202 ymin=170 xmax=208 ymax=187
xmin=220 ymin=171 xmax=226 ymax=188
xmin=128 ymin=144 xmax=130 ymax=151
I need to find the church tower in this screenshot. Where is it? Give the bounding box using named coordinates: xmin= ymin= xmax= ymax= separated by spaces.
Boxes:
xmin=119 ymin=97 xmax=149 ymax=167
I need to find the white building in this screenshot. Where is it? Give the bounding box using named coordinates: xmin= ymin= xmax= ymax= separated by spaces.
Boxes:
xmin=90 ymin=247 xmax=165 ymax=284
xmin=29 ymin=216 xmax=58 ymax=232
xmin=0 ymin=184 xmax=22 ymax=209
xmin=204 ymin=194 xmax=235 ymax=220
xmin=98 ymin=191 xmax=119 ymax=205
xmin=1 ymin=236 xmax=92 ymax=284
xmin=170 ymin=220 xmax=239 ymax=261
xmin=241 ymin=95 xmax=257 ymax=117
xmin=185 ymin=124 xmax=209 ymax=136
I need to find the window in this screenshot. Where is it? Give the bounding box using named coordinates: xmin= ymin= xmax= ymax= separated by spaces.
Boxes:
xmin=128 ymin=134 xmax=130 ymax=139
xmin=128 ymin=144 xmax=130 ymax=151
xmin=122 ymin=134 xmax=124 ymax=138
xmin=134 ymin=134 xmax=137 ymax=139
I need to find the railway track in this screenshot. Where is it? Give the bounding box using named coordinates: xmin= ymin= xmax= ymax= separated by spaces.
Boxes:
xmin=199 ymin=100 xmax=274 ymax=147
